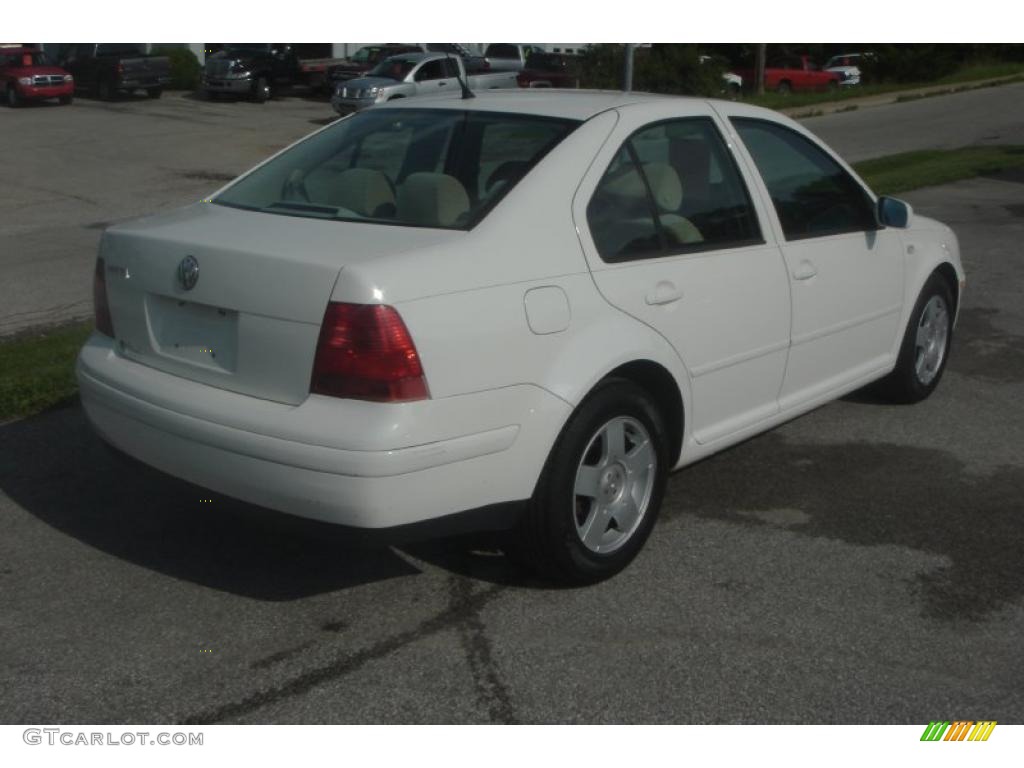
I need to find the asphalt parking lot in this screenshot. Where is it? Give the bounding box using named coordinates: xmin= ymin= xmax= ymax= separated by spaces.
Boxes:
xmin=1 ymin=90 xmax=1023 ymax=724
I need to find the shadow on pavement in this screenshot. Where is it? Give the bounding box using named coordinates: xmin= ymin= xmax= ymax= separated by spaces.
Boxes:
xmin=0 ymin=404 xmax=425 ymax=600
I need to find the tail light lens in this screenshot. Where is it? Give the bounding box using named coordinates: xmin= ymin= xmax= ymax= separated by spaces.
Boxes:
xmin=310 ymin=302 xmax=429 ymax=402
xmin=93 ymin=257 xmax=115 ymax=338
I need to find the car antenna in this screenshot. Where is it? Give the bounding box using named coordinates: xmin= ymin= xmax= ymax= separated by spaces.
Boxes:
xmin=444 ymin=48 xmax=475 ymax=99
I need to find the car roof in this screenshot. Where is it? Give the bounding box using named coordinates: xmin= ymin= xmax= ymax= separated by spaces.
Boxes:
xmin=374 ymin=89 xmax=777 ymax=122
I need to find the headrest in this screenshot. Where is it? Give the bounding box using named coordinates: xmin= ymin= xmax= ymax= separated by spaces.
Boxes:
xmin=326 ymin=168 xmax=395 ymax=217
xmin=640 ymin=162 xmax=683 ymax=212
xmin=397 ymin=173 xmax=470 ymax=227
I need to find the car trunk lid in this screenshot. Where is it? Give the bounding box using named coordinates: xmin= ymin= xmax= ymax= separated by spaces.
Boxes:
xmin=100 ymin=202 xmax=453 ymax=405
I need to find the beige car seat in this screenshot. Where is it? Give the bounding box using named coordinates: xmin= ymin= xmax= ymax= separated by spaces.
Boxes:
xmin=397 ymin=172 xmax=471 ymax=227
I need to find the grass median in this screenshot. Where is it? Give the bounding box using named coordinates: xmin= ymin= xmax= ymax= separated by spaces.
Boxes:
xmin=2 ymin=145 xmax=1024 ymax=422
xmin=0 ymin=321 xmax=93 ymax=423
xmin=853 ymin=145 xmax=1024 ymax=195
xmin=746 ymin=62 xmax=1024 ymax=112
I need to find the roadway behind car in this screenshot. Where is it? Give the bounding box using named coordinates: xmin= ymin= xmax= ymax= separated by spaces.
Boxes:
xmin=3 ymin=82 xmax=1024 ymax=337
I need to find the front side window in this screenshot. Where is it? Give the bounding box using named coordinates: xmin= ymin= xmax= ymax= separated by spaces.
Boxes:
xmin=215 ymin=109 xmax=579 ymax=230
xmin=732 ymin=118 xmax=877 ymax=240
xmin=587 ymin=117 xmax=762 ymax=262
xmin=415 ymin=60 xmax=444 ymax=82
xmin=367 ymin=57 xmax=416 ymax=81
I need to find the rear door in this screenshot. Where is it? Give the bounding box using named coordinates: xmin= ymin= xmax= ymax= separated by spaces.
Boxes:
xmin=573 ymin=104 xmax=792 ymax=445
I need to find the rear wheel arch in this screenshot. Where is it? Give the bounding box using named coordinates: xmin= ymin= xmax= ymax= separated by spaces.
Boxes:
xmin=594 ymin=360 xmax=685 ymax=467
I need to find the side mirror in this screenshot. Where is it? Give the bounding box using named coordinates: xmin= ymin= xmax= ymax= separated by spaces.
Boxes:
xmin=877 ymin=196 xmax=912 ymax=229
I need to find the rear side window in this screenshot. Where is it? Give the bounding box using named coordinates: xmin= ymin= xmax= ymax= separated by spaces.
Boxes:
xmin=587 ymin=117 xmax=762 ymax=262
xmin=215 ymin=109 xmax=579 ymax=230
xmin=732 ymin=118 xmax=877 ymax=240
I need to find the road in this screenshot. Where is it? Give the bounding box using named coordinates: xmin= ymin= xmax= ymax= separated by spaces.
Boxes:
xmin=806 ymin=81 xmax=1024 ymax=162
xmin=1 ymin=171 xmax=1022 ymax=723
xmin=2 ymin=83 xmax=1024 ymax=336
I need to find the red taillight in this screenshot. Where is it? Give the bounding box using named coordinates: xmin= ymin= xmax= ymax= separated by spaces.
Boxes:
xmin=310 ymin=302 xmax=429 ymax=402
xmin=517 ymin=73 xmax=528 ymax=87
xmin=93 ymin=257 xmax=115 ymax=337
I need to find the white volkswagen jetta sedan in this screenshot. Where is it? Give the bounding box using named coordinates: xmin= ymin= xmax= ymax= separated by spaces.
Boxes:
xmin=77 ymin=91 xmax=963 ymax=583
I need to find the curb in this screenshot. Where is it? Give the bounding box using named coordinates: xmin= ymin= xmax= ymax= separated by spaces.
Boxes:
xmin=778 ymin=73 xmax=1024 ymax=118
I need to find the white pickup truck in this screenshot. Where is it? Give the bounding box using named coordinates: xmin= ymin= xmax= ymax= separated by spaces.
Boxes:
xmin=331 ymin=52 xmax=517 ymax=115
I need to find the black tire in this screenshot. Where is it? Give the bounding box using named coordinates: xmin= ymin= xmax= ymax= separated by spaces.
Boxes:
xmin=59 ymin=94 xmax=73 ymax=105
xmin=877 ymin=272 xmax=955 ymax=403
xmin=6 ymin=85 xmax=20 ymax=108
xmin=776 ymin=80 xmax=792 ymax=95
xmin=826 ymin=80 xmax=839 ymax=92
xmin=252 ymin=76 xmax=271 ymax=103
xmin=511 ymin=378 xmax=670 ymax=585
xmin=146 ymin=87 xmax=163 ymax=99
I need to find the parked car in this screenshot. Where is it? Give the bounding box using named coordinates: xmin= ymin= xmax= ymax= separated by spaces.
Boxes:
xmin=517 ymin=52 xmax=580 ymax=88
xmin=58 ymin=43 xmax=170 ymax=100
xmin=482 ymin=43 xmax=546 ymax=72
xmin=1 ymin=47 xmax=74 ymax=107
xmin=736 ymin=54 xmax=841 ymax=93
xmin=201 ymin=43 xmax=303 ymax=102
xmin=825 ymin=52 xmax=874 ymax=86
xmin=78 ymin=93 xmax=963 ymax=584
xmin=326 ymin=45 xmax=424 ymax=88
xmin=325 ymin=44 xmax=486 ymax=91
xmin=330 ymin=53 xmax=516 ymax=115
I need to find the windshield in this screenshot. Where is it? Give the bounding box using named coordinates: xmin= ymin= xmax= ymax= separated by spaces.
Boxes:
xmin=351 ymin=47 xmax=377 ymax=63
xmin=366 ymin=57 xmax=417 ymax=81
xmin=214 ymin=108 xmax=580 ymax=230
xmin=3 ymin=50 xmax=51 ymax=67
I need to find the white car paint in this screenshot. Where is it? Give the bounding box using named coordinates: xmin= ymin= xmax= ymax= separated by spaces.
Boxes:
xmin=77 ymin=91 xmax=963 ymax=554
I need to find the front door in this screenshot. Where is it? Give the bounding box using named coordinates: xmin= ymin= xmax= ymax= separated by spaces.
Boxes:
xmin=730 ymin=117 xmax=904 ymax=408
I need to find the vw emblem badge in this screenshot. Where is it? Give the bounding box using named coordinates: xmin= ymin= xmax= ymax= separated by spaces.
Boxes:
xmin=178 ymin=255 xmax=199 ymax=291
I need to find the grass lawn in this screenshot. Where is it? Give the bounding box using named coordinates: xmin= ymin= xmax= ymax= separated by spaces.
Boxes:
xmin=853 ymin=145 xmax=1024 ymax=195
xmin=746 ymin=61 xmax=1024 ymax=112
xmin=0 ymin=321 xmax=94 ymax=422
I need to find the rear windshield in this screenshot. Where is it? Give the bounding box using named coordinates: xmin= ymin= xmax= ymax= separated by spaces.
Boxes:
xmin=214 ymin=108 xmax=580 ymax=230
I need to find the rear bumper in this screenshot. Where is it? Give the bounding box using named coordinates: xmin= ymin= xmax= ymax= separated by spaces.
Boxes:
xmin=201 ymin=75 xmax=254 ymax=94
xmin=120 ymin=76 xmax=171 ymax=90
xmin=76 ymin=333 xmax=569 ymax=529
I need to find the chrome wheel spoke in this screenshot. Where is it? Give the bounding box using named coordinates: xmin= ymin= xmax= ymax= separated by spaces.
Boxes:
xmin=574 ymin=465 xmax=602 ymax=499
xmin=603 ymin=419 xmax=626 ymax=461
xmin=580 ymin=504 xmax=611 ymax=549
xmin=612 ymin=495 xmax=641 ymax=535
xmin=623 ymin=438 xmax=653 ymax=477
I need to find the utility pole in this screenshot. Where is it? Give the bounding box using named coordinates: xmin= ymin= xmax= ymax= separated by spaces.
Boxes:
xmin=623 ymin=43 xmax=635 ymax=91
xmin=755 ymin=43 xmax=766 ymax=96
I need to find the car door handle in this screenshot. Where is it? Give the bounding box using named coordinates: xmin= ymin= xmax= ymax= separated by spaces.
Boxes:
xmin=438 ymin=81 xmax=447 ymax=86
xmin=645 ymin=282 xmax=683 ymax=306
xmin=792 ymin=260 xmax=817 ymax=281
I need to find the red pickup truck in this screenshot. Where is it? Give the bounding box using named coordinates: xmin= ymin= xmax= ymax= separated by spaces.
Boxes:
xmin=1 ymin=46 xmax=74 ymax=107
xmin=516 ymin=52 xmax=580 ymax=88
xmin=737 ymin=55 xmax=841 ymax=94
